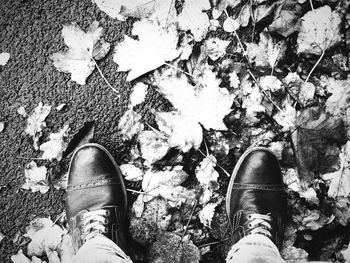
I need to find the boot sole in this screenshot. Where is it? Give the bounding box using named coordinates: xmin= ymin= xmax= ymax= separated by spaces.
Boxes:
xmin=67 ymin=143 xmax=128 ymax=215
xmin=225 ymin=146 xmax=280 ymax=221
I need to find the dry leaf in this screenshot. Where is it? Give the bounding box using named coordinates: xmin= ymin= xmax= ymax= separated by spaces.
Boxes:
xmin=223 ymin=17 xmax=240 ymax=33
xmin=55 ymin=103 xmax=66 ymax=112
xmin=229 ymin=71 xmax=240 ymax=89
xmin=25 ymin=102 xmax=51 ymax=150
xmin=118 ymin=108 xmax=144 ymax=140
xmin=24 ymin=218 xmax=64 ymax=258
xmin=0 ymin=122 xmax=4 ymax=132
xmin=246 ymin=32 xmax=286 ymax=68
xmin=22 ymin=161 xmax=49 ymax=194
xmin=120 ymin=163 xmax=144 ymax=181
xmin=51 ymin=21 xmax=110 ymax=85
xmin=40 ymin=124 xmax=70 ymax=161
xmin=11 ymin=249 xmax=41 ymax=263
xmin=177 ymin=0 xmax=211 ymax=42
xmin=155 ymin=111 xmax=203 ymax=152
xmin=205 ymin=38 xmax=230 ymax=61
xmin=273 ymin=102 xmax=296 ymax=131
xmin=138 ymin=130 xmax=169 ymax=166
xmin=212 ymin=0 xmax=241 ymax=19
xmin=195 ymin=155 xmax=219 ymax=186
xmin=259 ymin=75 xmax=283 ymax=93
xmin=297 ymin=5 xmax=342 ymax=55
xmin=198 ymin=202 xmax=219 ymax=228
xmin=0 ymin=52 xmax=10 ymax=66
xmin=130 ymin=83 xmax=148 ymax=107
xmin=114 ymin=19 xmax=181 ymax=81
xmin=325 ymin=79 xmax=350 ymax=116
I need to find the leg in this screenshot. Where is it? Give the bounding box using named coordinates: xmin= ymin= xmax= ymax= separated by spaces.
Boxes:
xmin=226 ymin=147 xmax=287 ymax=263
xmin=65 ymin=143 xmax=132 ymax=262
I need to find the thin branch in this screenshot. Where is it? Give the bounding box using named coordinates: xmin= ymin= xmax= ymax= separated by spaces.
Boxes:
xmin=181 ymin=200 xmax=198 ymax=241
xmin=164 ymin=62 xmax=197 ymax=79
xmin=92 ymin=59 xmax=120 ymax=96
xmin=198 ymin=148 xmax=231 ymax=177
xmin=309 ymin=0 xmax=314 ymax=11
xmin=197 ymin=237 xmax=231 ymax=248
xmin=305 ymin=50 xmax=325 ymax=82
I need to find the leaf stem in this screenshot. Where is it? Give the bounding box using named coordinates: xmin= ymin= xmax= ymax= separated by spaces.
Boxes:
xmin=164 ymin=62 xmax=197 ymax=79
xmin=305 ymin=50 xmax=325 ymax=83
xmin=309 ymin=0 xmax=314 ymax=11
xmin=92 ymin=59 xmax=120 ymax=96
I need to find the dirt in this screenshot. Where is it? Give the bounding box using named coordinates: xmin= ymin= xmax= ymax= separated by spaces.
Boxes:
xmin=0 ymin=0 xmax=166 ymax=261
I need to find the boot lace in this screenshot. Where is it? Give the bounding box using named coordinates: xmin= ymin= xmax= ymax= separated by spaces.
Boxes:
xmin=82 ymin=209 xmax=110 ymax=242
xmin=246 ymin=213 xmax=273 ymax=238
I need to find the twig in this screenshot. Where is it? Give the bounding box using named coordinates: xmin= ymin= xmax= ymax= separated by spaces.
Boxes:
xmin=92 ymin=58 xmax=120 ymax=96
xmin=224 ymin=10 xmax=250 ymax=64
xmin=16 ymin=157 xmax=45 ymax=160
xmin=197 ymin=237 xmax=231 ymax=248
xmin=164 ymin=62 xmax=197 ymax=79
xmin=52 ymin=211 xmax=65 ymax=226
xmin=181 ymin=199 xmax=198 ymax=240
xmin=247 ymin=69 xmax=296 ymax=126
xmin=305 ymin=50 xmax=325 ymax=82
xmin=309 ymin=0 xmax=314 ymax=11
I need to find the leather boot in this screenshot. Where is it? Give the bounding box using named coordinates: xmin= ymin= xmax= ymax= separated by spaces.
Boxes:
xmin=226 ymin=147 xmax=287 ymax=249
xmin=65 ymin=143 xmax=129 ymax=254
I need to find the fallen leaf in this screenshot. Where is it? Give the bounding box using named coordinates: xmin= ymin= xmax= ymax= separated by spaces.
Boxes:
xmin=40 ymin=124 xmax=70 ymax=161
xmin=212 ymin=0 xmax=241 ymax=19
xmin=17 ymin=106 xmax=27 ymax=117
xmin=120 ymin=163 xmax=144 ymax=181
xmin=0 ymin=52 xmax=10 ymax=66
xmin=118 ymin=108 xmax=144 ymax=140
xmin=155 ymin=110 xmax=203 ymax=152
xmin=130 ymin=83 xmax=148 ymax=107
xmin=177 ymin=0 xmax=211 ymax=42
xmin=138 ymin=130 xmax=169 ymax=166
xmin=51 ymin=21 xmax=110 ymax=85
xmin=238 ymin=3 xmax=251 ymax=27
xmin=223 ymin=17 xmax=240 ymax=33
xmin=24 ymin=218 xmax=64 ymax=258
xmin=246 ymin=32 xmax=286 ymax=68
xmin=199 ymin=202 xmax=219 ymax=228
xmin=0 ymin=232 xmax=5 ymax=242
xmin=325 ymin=79 xmax=350 ymax=116
xmin=11 ymin=249 xmax=41 ymax=263
xmin=341 ymin=241 xmax=350 ymax=262
xmin=0 ymin=122 xmax=4 ymax=132
xmin=297 ymin=5 xmax=342 ymax=55
xmin=55 ymin=103 xmax=66 ymax=111
xmin=229 ymin=71 xmax=240 ymax=89
xmin=273 ymin=102 xmax=297 ymax=131
xmin=25 ymin=102 xmax=51 ymax=150
xmin=149 ymin=231 xmax=200 ymax=263
xmin=268 ymin=0 xmax=302 ymax=37
xmin=195 ymin=155 xmax=219 ymax=186
xmin=259 ymin=75 xmax=283 ymax=93
xmin=22 ymin=161 xmax=49 ymax=194
xmin=114 ymin=19 xmax=181 ymax=81
xmin=205 ymin=38 xmax=230 ymax=61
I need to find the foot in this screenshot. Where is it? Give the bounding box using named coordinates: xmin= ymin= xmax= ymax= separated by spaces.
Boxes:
xmin=226 ymin=147 xmax=287 ymax=249
xmin=65 ymin=143 xmax=128 ymax=254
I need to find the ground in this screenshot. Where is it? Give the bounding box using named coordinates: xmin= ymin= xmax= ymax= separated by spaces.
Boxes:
xmin=0 ymin=0 xmax=150 ymax=261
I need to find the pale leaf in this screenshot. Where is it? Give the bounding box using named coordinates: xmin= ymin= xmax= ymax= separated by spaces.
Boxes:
xmin=118 ymin=108 xmax=144 ymax=140
xmin=22 ymin=161 xmax=49 ymax=194
xmin=223 ymin=17 xmax=240 ymax=33
xmin=212 ymin=0 xmax=240 ymax=19
xmin=0 ymin=52 xmax=10 ymax=66
xmin=24 ymin=218 xmax=64 ymax=257
xmin=40 ymin=124 xmax=70 ymax=161
xmin=114 ymin=19 xmax=181 ymax=81
xmin=259 ymin=76 xmax=283 ymax=93
xmin=11 ymin=249 xmax=35 ymax=263
xmin=25 ymin=102 xmax=51 ymax=150
xmin=130 ymin=83 xmax=148 ymax=107
xmin=199 ymin=202 xmax=218 ymax=228
xmin=155 ymin=111 xmax=203 ymax=152
xmin=17 ymin=106 xmax=27 ymax=117
xmin=229 ymin=71 xmax=240 ymax=89
xmin=205 ymin=38 xmax=230 ymax=61
xmin=0 ymin=122 xmax=4 ymax=132
xmin=273 ymin=103 xmax=296 ymax=131
xmin=246 ymin=32 xmax=286 ymax=67
xmin=195 ymin=155 xmax=219 ymax=186
xmin=132 ymin=194 xmax=145 ymax=218
xmin=177 ymin=0 xmax=211 ymax=42
xmin=120 ymin=164 xmax=143 ymax=181
xmin=325 ymin=79 xmax=350 ymax=116
xmin=138 ymin=130 xmax=169 ymax=166
xmin=51 ymin=21 xmax=110 ymax=85
xmin=297 ymin=5 xmax=342 ymax=55
xmin=157 ymin=186 xmax=196 ymax=208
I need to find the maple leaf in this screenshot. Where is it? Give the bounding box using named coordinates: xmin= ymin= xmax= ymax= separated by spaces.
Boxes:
xmin=177 ymin=0 xmax=211 ymax=42
xmin=118 ymin=108 xmax=144 ymax=140
xmin=0 ymin=52 xmax=10 ymax=66
xmin=155 ymin=68 xmax=234 ymax=131
xmin=198 ymin=202 xmax=219 ymax=228
xmin=40 ymin=124 xmax=70 ymax=161
xmin=246 ymin=32 xmax=286 ymax=68
xmin=23 ymin=102 xmax=51 ymax=150
xmin=297 ymin=5 xmax=342 ymax=56
xmin=120 ymin=163 xmax=144 ymax=181
xmin=22 ymin=161 xmax=49 ymax=194
xmin=114 ymin=20 xmax=182 ymax=81
xmin=51 ymin=21 xmax=110 ymax=85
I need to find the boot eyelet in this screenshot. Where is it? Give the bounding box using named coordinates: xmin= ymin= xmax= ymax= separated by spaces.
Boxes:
xmin=248 ymin=223 xmax=252 ymax=228
xmin=247 ymin=215 xmax=252 ymax=219
xmin=105 ymin=211 xmax=110 ymax=215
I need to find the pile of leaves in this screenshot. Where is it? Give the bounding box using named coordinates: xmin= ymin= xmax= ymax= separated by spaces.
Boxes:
xmin=11 ymin=0 xmax=350 ymax=262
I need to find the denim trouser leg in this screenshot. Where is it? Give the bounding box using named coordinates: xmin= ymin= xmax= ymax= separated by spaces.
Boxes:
xmin=71 ymin=235 xmax=133 ymax=263
xmin=226 ymin=234 xmax=285 ymax=263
